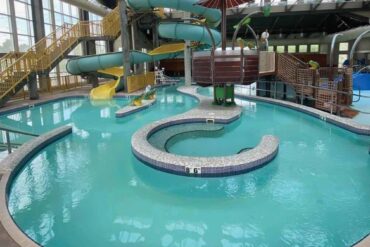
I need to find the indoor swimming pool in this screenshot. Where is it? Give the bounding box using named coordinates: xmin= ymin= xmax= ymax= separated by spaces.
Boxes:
xmin=2 ymin=86 xmax=370 ymax=247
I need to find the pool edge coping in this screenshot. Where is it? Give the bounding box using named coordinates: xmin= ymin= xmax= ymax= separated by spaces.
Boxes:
xmin=115 ymin=99 xmax=156 ymax=118
xmin=0 ymin=126 xmax=73 ymax=247
xmin=0 ymin=93 xmax=133 ymax=117
xmin=235 ymin=93 xmax=370 ymax=136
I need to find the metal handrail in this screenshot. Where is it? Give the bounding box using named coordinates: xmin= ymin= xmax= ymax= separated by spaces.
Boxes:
xmin=0 ymin=7 xmax=120 ymax=101
xmin=231 ymin=11 xmax=261 ymax=50
xmin=237 ymin=79 xmax=367 ymax=114
xmin=0 ymin=126 xmax=38 ymax=154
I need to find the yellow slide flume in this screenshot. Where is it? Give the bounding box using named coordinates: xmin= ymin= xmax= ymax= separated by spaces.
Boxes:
xmin=89 ymin=43 xmax=186 ymax=100
xmin=148 ymin=43 xmax=185 ymax=56
xmin=90 ymin=67 xmax=124 ymax=100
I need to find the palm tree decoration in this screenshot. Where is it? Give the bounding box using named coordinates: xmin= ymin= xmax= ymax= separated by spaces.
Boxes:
xmin=196 ymin=0 xmax=253 ymax=50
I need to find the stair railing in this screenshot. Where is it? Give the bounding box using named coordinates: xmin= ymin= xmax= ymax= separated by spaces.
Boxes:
xmin=0 ymin=126 xmax=39 ymax=154
xmin=0 ymin=7 xmax=120 ymax=101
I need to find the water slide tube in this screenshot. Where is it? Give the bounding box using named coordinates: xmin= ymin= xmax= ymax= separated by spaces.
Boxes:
xmin=127 ymin=0 xmax=222 ymax=43
xmin=66 ymin=0 xmax=222 ymax=98
xmin=66 ymin=48 xmax=183 ymax=97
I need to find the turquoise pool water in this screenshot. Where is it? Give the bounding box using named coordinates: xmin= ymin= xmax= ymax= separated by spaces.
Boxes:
xmin=3 ymin=86 xmax=370 ymax=247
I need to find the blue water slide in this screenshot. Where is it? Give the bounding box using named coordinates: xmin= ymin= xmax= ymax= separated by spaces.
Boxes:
xmin=66 ymin=0 xmax=222 ymax=77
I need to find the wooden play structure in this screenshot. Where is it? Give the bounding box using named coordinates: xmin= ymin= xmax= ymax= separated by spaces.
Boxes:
xmin=276 ymin=53 xmax=353 ymax=114
xmin=192 ymin=49 xmax=259 ymax=85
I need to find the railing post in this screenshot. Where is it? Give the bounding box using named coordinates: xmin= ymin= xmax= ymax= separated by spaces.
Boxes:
xmin=301 ymin=80 xmax=304 ymax=105
xmin=330 ymin=88 xmax=334 ymax=115
xmin=5 ymin=131 xmax=11 ymax=154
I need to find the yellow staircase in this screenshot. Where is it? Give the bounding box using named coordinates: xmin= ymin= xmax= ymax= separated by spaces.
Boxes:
xmin=0 ymin=7 xmax=120 ymax=106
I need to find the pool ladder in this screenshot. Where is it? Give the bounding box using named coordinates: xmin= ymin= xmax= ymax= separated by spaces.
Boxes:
xmin=206 ymin=118 xmax=215 ymax=124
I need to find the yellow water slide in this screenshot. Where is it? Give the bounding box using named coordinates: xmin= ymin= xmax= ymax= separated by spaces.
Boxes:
xmin=90 ymin=67 xmax=124 ymax=100
xmin=85 ymin=43 xmax=186 ymax=100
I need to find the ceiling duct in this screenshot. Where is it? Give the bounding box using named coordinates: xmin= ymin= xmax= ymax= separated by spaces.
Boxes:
xmin=61 ymin=0 xmax=110 ymax=16
xmin=324 ymin=25 xmax=370 ymax=43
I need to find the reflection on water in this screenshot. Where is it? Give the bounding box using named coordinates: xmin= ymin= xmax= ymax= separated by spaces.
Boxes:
xmin=0 ymin=99 xmax=84 ymax=145
xmin=5 ymin=86 xmax=370 ymax=247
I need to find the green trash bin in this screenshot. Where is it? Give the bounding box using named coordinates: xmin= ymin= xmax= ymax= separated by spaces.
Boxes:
xmin=213 ymin=85 xmax=235 ymax=106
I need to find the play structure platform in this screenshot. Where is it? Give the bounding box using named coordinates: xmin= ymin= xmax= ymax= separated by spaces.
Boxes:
xmin=193 ymin=49 xmax=259 ymax=85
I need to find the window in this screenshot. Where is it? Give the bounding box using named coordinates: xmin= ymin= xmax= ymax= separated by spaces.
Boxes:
xmin=276 ymin=46 xmax=285 ymax=53
xmin=55 ymin=13 xmax=63 ymax=26
xmin=71 ymin=6 xmax=78 ymax=17
xmin=0 ymin=0 xmax=9 ymax=15
xmin=53 ymin=0 xmax=62 ymax=12
xmin=16 ymin=18 xmax=31 ymax=35
xmin=310 ymin=44 xmax=319 ymax=53
xmin=338 ymin=54 xmax=348 ymax=68
xmin=62 ymin=2 xmax=70 ymax=15
xmin=96 ymin=40 xmax=106 ymax=54
xmin=14 ymin=1 xmax=28 ymax=19
xmin=43 ymin=0 xmax=50 ymax=10
xmin=44 ymin=24 xmax=53 ymax=35
xmin=268 ymin=46 xmax=274 ymax=52
xmin=13 ymin=0 xmax=34 ymax=52
xmin=0 ymin=15 xmax=11 ymax=33
xmin=42 ymin=0 xmax=83 ymax=89
xmin=339 ymin=42 xmax=348 ymax=52
xmin=63 ymin=15 xmax=72 ymax=24
xmin=89 ymin=13 xmax=102 ymax=21
xmin=299 ymin=45 xmax=307 ymax=53
xmin=0 ymin=33 xmax=13 ymax=52
xmin=43 ymin=9 xmax=51 ymax=24
xmin=69 ymin=43 xmax=83 ymax=56
xmin=287 ymin=45 xmax=296 ymax=53
xmin=18 ymin=35 xmax=32 ymax=51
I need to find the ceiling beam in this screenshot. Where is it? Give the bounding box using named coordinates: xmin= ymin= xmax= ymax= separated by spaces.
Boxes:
xmin=270 ymin=16 xmax=280 ymax=34
xmin=336 ymin=14 xmax=351 ymax=29
xmin=286 ymin=1 xmax=299 ymax=12
xmin=311 ymin=0 xmax=323 ymax=11
xmin=336 ymin=2 xmax=347 ymax=10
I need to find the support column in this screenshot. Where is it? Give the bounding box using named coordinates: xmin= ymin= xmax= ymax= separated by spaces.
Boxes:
xmin=151 ymin=19 xmax=159 ymax=71
xmin=8 ymin=0 xmax=19 ymax=51
xmin=83 ymin=39 xmax=99 ymax=87
xmin=86 ymin=37 xmax=98 ymax=88
xmin=84 ymin=39 xmax=98 ymax=88
xmin=184 ymin=12 xmax=192 ymax=86
xmin=28 ymin=73 xmax=39 ymax=100
xmin=80 ymin=10 xmax=96 ymax=56
xmin=79 ymin=9 xmax=99 ymax=88
xmin=120 ymin=0 xmax=131 ymax=92
xmin=106 ymin=40 xmax=114 ymax=52
xmin=31 ymin=0 xmax=48 ymax=96
xmin=152 ymin=19 xmax=159 ymax=48
xmin=131 ymin=20 xmax=137 ymax=73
